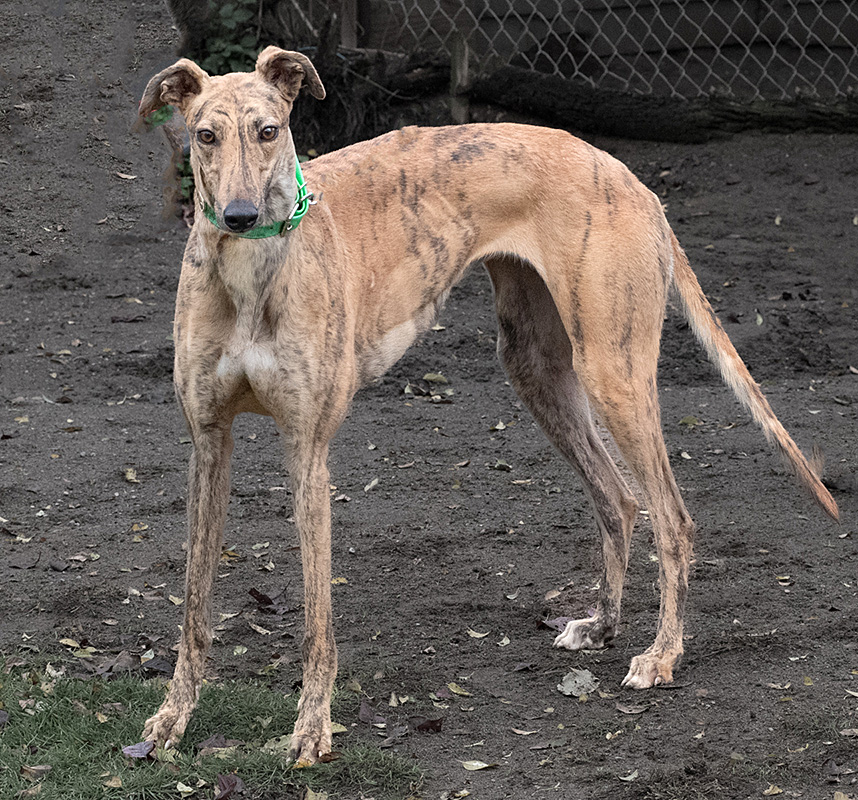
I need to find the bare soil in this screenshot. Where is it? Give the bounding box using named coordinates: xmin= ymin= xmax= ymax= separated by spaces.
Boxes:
xmin=1 ymin=2 xmax=856 ymax=798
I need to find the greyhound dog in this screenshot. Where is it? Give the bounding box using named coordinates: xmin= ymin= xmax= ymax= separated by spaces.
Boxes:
xmin=137 ymin=47 xmax=838 ymax=765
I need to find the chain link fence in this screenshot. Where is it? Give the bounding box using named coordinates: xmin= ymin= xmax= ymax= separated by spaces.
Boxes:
xmin=301 ymin=0 xmax=858 ymax=101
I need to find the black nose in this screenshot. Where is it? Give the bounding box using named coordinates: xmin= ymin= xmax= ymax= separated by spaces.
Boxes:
xmin=223 ymin=200 xmax=259 ymax=232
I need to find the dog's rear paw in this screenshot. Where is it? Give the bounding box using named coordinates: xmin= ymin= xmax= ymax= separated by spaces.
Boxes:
xmin=621 ymin=650 xmax=678 ymax=689
xmin=553 ymin=617 xmax=614 ymax=651
xmin=142 ymin=704 xmax=192 ymax=749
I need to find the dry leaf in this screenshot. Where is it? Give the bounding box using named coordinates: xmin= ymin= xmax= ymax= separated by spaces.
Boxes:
xmin=115 ymin=172 xmax=137 ymax=180
xmin=123 ymin=468 xmax=140 ymax=484
xmin=618 ymin=770 xmax=639 ymax=782
xmin=762 ymin=785 xmax=783 ymax=796
xmin=249 ymin=622 xmax=272 ymax=635
xmin=557 ymin=669 xmax=599 ymax=698
xmin=467 ymin=628 xmax=489 ymax=639
xmin=461 ymin=760 xmax=496 ymax=771
xmin=447 ymin=682 xmax=472 ymax=697
xmin=20 ymin=765 xmax=52 ymax=782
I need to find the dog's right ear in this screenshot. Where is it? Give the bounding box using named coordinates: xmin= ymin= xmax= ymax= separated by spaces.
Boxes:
xmin=139 ymin=59 xmax=209 ymax=120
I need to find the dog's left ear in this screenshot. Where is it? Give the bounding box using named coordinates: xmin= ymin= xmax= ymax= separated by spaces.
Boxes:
xmin=139 ymin=58 xmax=210 ymax=120
xmin=256 ymin=46 xmax=326 ymax=102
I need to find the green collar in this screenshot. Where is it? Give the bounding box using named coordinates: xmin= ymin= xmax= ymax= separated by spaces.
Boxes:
xmin=202 ymin=161 xmax=314 ymax=238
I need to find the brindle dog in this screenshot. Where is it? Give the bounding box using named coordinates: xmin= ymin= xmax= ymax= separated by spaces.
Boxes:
xmin=138 ymin=47 xmax=838 ymax=765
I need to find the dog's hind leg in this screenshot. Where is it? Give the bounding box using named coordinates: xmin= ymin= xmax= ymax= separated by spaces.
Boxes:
xmin=486 ymin=256 xmax=639 ymax=651
xmin=543 ymin=236 xmax=696 ymax=689
xmin=143 ymin=419 xmax=234 ymax=746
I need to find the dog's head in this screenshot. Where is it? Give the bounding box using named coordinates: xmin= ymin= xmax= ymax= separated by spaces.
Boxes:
xmin=140 ymin=47 xmax=325 ymax=234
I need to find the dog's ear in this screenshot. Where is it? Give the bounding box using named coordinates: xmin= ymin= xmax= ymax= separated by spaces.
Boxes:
xmin=255 ymin=46 xmax=326 ymax=102
xmin=139 ymin=59 xmax=209 ymax=119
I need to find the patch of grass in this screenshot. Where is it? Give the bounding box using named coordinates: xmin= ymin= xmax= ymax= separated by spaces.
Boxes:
xmin=0 ymin=668 xmax=421 ymax=799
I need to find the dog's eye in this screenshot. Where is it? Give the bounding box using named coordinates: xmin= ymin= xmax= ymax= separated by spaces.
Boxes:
xmin=260 ymin=125 xmax=278 ymax=142
xmin=197 ymin=129 xmax=216 ymax=145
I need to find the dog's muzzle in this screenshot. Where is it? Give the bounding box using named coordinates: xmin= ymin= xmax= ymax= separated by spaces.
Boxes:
xmin=223 ymin=199 xmax=259 ymax=232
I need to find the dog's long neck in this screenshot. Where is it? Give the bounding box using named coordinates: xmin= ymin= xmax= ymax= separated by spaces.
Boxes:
xmin=193 ymin=227 xmax=290 ymax=329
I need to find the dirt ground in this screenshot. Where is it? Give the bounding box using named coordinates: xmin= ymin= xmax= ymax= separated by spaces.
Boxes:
xmin=1 ymin=2 xmax=857 ymax=799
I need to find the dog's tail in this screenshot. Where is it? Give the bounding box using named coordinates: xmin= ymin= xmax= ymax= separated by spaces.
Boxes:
xmin=669 ymin=231 xmax=839 ymax=521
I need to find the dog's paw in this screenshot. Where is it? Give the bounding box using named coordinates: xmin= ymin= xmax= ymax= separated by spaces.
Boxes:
xmin=141 ymin=703 xmax=193 ymax=749
xmin=288 ymin=727 xmax=332 ymax=767
xmin=553 ymin=617 xmax=613 ymax=651
xmin=621 ymin=650 xmax=678 ymax=689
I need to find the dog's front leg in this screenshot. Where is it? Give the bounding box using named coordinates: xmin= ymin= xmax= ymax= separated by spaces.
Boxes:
xmin=287 ymin=442 xmax=337 ymax=766
xmin=143 ymin=422 xmax=234 ymax=747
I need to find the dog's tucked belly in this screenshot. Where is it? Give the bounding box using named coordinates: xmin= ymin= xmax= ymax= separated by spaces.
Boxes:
xmin=216 ymin=344 xmax=277 ymax=382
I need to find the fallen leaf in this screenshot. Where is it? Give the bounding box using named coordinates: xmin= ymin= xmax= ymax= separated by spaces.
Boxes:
xmin=331 ymin=577 xmax=348 ymax=585
xmin=497 ymin=634 xmax=510 ymax=647
xmin=839 ymin=728 xmax=858 ymax=737
xmin=358 ymin=699 xmax=385 ymax=726
xmin=615 ymin=701 xmax=650 ymax=715
xmin=249 ymin=622 xmax=272 ymax=635
xmin=363 ymin=477 xmax=379 ymax=493
xmin=20 ymin=765 xmax=52 ymax=782
xmin=541 ymin=616 xmax=573 ymax=632
xmin=490 ymin=459 xmax=512 ymax=472
xmin=122 ymin=739 xmax=156 ymax=760
xmin=115 ymin=172 xmax=138 ymax=180
xmin=213 ymin=774 xmax=245 ymax=800
xmin=103 ymin=775 xmax=122 ymax=788
xmin=467 ymin=628 xmax=489 ymax=639
xmin=557 ymin=669 xmax=599 ymax=698
xmin=447 ymin=682 xmax=472 ymax=697
xmin=169 ymin=595 xmax=184 ymax=605
xmin=423 ymin=372 xmax=448 ymax=383
xmin=461 ymin=760 xmax=496 ymax=771
xmin=618 ymin=769 xmax=639 ymax=782
xmin=511 ymin=728 xmax=538 ymax=735
xmin=176 ymin=781 xmax=196 ymax=797
xmin=123 ymin=467 xmax=140 ymax=484
xmin=410 ymin=716 xmax=443 ymax=733
xmin=330 ymin=722 xmax=348 ymax=734
xmin=762 ymin=785 xmax=783 ymax=796
xmin=233 ymin=645 xmax=247 ymax=656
